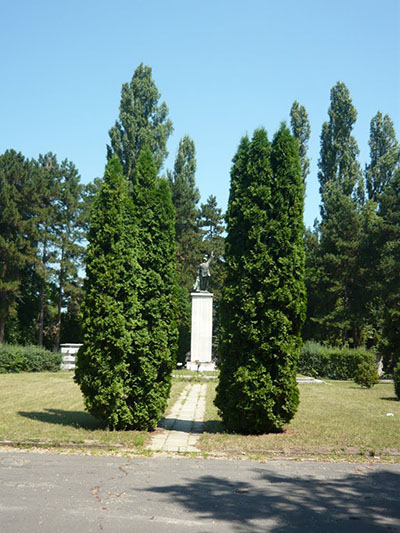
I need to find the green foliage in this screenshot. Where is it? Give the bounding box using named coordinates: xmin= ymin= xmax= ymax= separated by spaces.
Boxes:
xmin=130 ymin=146 xmax=179 ymax=427
xmin=318 ymin=82 xmax=361 ymax=199
xmin=393 ymin=361 xmax=400 ymax=400
xmin=378 ymin=167 xmax=400 ymax=370
xmin=365 ymin=112 xmax=400 ymax=203
xmin=168 ymin=136 xmax=202 ymax=362
xmin=75 ymin=156 xmax=143 ymax=429
xmin=107 ymin=63 xmax=173 ymax=181
xmin=298 ymin=341 xmax=377 ymax=380
xmin=0 ymin=344 xmax=61 ymax=373
xmin=75 ymin=151 xmax=178 ymax=431
xmin=354 ymin=359 xmax=380 ymax=388
xmin=198 ymin=194 xmax=226 ymax=356
xmin=306 ymin=82 xmax=366 ymax=347
xmin=0 ymin=150 xmax=38 ymax=342
xmin=290 ymin=101 xmax=311 ymax=182
xmin=215 ymin=125 xmax=306 ymax=434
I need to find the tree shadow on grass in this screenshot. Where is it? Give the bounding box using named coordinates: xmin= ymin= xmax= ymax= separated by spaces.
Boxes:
xmin=380 ymin=397 xmax=399 ymax=402
xmin=143 ymin=466 xmax=400 ymax=532
xmin=18 ymin=409 xmax=105 ymax=430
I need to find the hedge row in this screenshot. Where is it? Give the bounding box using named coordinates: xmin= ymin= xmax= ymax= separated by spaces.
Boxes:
xmin=0 ymin=344 xmax=61 ymax=373
xmin=298 ymin=341 xmax=377 ymax=380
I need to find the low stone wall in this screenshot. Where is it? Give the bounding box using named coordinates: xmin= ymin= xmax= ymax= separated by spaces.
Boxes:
xmin=60 ymin=343 xmax=82 ymax=370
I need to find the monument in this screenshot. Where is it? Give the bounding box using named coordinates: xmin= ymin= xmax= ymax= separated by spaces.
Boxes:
xmin=186 ymin=252 xmax=216 ymax=372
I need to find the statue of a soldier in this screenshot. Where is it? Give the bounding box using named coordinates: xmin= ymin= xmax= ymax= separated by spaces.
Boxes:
xmin=193 ymin=251 xmax=214 ymax=292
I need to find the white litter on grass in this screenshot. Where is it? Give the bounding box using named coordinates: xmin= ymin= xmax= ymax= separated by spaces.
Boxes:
xmin=386 ymin=413 xmax=394 ymax=416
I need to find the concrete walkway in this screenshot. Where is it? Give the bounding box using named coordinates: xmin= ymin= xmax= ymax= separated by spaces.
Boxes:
xmin=148 ymin=383 xmax=207 ymax=453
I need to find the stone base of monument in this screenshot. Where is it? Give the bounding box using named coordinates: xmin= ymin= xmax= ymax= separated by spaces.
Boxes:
xmin=186 ymin=360 xmax=216 ymax=372
xmin=187 ymin=292 xmax=215 ymax=372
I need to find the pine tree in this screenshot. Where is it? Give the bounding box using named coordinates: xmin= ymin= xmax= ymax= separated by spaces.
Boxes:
xmin=215 ymin=126 xmax=305 ymax=434
xmin=75 ymin=156 xmax=144 ymax=429
xmin=0 ymin=150 xmax=37 ymax=343
xmin=53 ymin=159 xmax=85 ymax=350
xmin=290 ymin=101 xmax=311 ymax=182
xmin=107 ymin=63 xmax=173 ymax=181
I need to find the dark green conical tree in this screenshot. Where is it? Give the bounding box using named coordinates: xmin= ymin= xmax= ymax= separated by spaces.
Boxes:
xmin=130 ymin=146 xmax=179 ymax=427
xmin=74 ymin=156 xmax=144 ymax=429
xmin=215 ymin=125 xmax=306 ymax=434
xmin=75 ymin=150 xmax=179 ymax=430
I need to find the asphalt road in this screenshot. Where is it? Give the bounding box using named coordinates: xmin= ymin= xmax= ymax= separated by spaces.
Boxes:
xmin=0 ymin=450 xmax=399 ymax=532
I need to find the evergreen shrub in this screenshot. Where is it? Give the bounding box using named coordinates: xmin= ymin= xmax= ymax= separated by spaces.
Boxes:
xmin=215 ymin=126 xmax=306 ymax=434
xmin=394 ymin=361 xmax=400 ymax=400
xmin=298 ymin=341 xmax=377 ymax=379
xmin=353 ymin=359 xmax=380 ymax=388
xmin=0 ymin=344 xmax=61 ymax=373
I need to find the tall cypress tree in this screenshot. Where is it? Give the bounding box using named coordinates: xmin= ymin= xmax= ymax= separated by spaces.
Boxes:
xmin=215 ymin=126 xmax=305 ymax=434
xmin=75 ymin=156 xmax=144 ymax=429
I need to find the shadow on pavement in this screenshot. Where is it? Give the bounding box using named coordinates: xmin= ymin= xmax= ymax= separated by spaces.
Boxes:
xmin=18 ymin=408 xmax=104 ymax=429
xmin=143 ymin=467 xmax=400 ymax=532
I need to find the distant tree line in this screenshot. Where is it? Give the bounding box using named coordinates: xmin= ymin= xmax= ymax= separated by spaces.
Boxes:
xmin=0 ymin=149 xmax=96 ymax=349
xmin=303 ymin=82 xmax=400 ymax=372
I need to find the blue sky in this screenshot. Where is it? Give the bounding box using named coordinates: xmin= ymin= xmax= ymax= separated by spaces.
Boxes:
xmin=1 ymin=0 xmax=399 ymax=228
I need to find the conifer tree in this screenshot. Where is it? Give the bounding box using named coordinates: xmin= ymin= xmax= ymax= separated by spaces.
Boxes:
xmin=130 ymin=146 xmax=179 ymax=427
xmin=76 ymin=151 xmax=178 ymax=430
xmin=75 ymin=156 xmax=144 ymax=429
xmin=0 ymin=150 xmax=37 ymax=343
xmin=215 ymin=126 xmax=305 ymax=434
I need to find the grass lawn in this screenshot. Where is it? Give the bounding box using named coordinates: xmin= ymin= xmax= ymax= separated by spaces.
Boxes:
xmin=200 ymin=380 xmax=400 ymax=460
xmin=1 ymin=372 xmax=399 ymax=460
xmin=0 ymin=372 xmax=185 ymax=450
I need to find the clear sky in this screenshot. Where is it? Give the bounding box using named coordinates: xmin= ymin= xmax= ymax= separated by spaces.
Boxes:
xmin=1 ymin=0 xmax=399 ymax=228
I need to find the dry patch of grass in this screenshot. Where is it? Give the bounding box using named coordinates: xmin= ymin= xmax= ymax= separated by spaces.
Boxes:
xmin=0 ymin=372 xmax=184 ymax=449
xmin=201 ymin=380 xmax=400 ymax=459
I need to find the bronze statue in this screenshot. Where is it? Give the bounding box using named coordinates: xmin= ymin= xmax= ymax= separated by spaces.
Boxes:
xmin=193 ymin=251 xmax=214 ymax=292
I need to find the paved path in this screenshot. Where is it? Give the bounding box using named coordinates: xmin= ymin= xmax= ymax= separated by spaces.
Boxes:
xmin=1 ymin=452 xmax=399 ymax=532
xmin=148 ymin=383 xmax=207 ymax=452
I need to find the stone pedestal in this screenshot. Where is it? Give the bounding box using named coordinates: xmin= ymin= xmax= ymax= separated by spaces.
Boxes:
xmin=187 ymin=292 xmax=215 ymax=372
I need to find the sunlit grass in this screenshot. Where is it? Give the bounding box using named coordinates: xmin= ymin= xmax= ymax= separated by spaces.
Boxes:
xmin=200 ymin=380 xmax=400 ymax=458
xmin=0 ymin=372 xmax=185 ymax=449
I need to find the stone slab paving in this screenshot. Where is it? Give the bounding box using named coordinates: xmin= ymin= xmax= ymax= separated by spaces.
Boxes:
xmin=148 ymin=383 xmax=207 ymax=453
